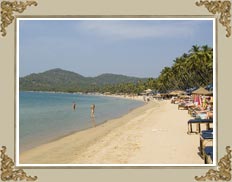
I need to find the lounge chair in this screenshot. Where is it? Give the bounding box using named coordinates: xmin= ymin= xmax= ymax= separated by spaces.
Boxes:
xmin=188 ymin=107 xmax=201 ymax=117
xmin=199 ymin=131 xmax=213 ymax=156
xmin=203 ymin=146 xmax=213 ymax=164
xmin=187 ymin=118 xmax=213 ymax=134
xmin=201 ymin=129 xmax=213 ymax=133
xmin=178 ymin=103 xmax=188 ymax=110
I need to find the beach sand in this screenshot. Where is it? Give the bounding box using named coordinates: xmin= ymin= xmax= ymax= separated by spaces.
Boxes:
xmin=20 ymin=100 xmax=203 ymax=164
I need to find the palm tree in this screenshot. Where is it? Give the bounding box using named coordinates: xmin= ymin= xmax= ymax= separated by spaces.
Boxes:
xmin=155 ymin=45 xmax=213 ymax=91
xmin=189 ymin=45 xmax=200 ymax=54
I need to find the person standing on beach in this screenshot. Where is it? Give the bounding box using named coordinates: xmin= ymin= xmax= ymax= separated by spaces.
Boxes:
xmin=90 ymin=104 xmax=96 ymax=127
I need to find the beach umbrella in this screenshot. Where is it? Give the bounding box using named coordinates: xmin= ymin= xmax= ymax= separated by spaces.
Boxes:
xmin=192 ymin=87 xmax=211 ymax=95
xmin=179 ymin=95 xmax=190 ymax=99
xmin=145 ymin=89 xmax=152 ymax=94
xmin=168 ymin=90 xmax=186 ymax=96
xmin=193 ymin=95 xmax=202 ymax=106
xmin=199 ymin=96 xmax=202 ymax=106
xmin=193 ymin=95 xmax=197 ymax=103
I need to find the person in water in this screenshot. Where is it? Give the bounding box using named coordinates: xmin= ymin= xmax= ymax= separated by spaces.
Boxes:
xmin=72 ymin=102 xmax=76 ymax=110
xmin=90 ymin=104 xmax=95 ymax=118
xmin=90 ymin=104 xmax=96 ymax=127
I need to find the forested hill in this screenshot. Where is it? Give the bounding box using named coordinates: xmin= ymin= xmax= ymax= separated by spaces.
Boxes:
xmin=19 ymin=68 xmax=147 ymax=92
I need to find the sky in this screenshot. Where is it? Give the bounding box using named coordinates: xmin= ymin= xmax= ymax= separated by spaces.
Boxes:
xmin=19 ymin=19 xmax=213 ymax=78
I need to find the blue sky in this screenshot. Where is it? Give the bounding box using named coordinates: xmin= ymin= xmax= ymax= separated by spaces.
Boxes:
xmin=19 ymin=19 xmax=213 ymax=78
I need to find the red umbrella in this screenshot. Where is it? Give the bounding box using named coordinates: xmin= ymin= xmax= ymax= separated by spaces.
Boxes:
xmin=194 ymin=95 xmax=201 ymax=106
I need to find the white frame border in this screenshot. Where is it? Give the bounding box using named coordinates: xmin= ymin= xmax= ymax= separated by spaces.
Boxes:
xmin=16 ymin=17 xmax=216 ymax=167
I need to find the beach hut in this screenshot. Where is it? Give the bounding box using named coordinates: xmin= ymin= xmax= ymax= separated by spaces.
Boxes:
xmin=179 ymin=95 xmax=191 ymax=99
xmin=145 ymin=89 xmax=153 ymax=94
xmin=168 ymin=90 xmax=186 ymax=96
xmin=192 ymin=87 xmax=211 ymax=95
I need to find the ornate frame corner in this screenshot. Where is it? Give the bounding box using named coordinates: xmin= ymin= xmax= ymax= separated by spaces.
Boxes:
xmin=195 ymin=146 xmax=232 ymax=181
xmin=0 ymin=0 xmax=38 ymax=37
xmin=0 ymin=146 xmax=38 ymax=181
xmin=196 ymin=0 xmax=231 ymax=38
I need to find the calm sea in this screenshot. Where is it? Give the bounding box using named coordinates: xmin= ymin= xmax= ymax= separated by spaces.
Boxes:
xmin=19 ymin=91 xmax=144 ymax=153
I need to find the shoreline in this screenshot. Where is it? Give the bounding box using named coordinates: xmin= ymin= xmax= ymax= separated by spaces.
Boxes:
xmin=20 ymin=100 xmax=147 ymax=153
xmin=19 ymin=91 xmax=147 ymax=153
xmin=19 ymin=100 xmax=204 ymax=165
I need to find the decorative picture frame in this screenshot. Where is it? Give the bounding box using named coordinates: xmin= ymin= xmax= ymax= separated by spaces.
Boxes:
xmin=0 ymin=0 xmax=231 ymax=181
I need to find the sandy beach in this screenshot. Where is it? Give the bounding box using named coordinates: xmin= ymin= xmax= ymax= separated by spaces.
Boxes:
xmin=20 ymin=100 xmax=203 ymax=165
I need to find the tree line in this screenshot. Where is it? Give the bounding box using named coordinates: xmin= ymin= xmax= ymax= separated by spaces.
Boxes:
xmin=97 ymin=45 xmax=213 ymax=94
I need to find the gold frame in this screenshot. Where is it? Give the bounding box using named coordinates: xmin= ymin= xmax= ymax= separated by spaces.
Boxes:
xmin=0 ymin=0 xmax=232 ymax=181
xmin=196 ymin=0 xmax=231 ymax=37
xmin=0 ymin=0 xmax=37 ymax=37
xmin=195 ymin=146 xmax=231 ymax=181
xmin=0 ymin=146 xmax=37 ymax=181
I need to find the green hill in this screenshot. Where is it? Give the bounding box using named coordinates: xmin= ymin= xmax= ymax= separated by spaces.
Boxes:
xmin=19 ymin=68 xmax=147 ymax=92
xmin=93 ymin=73 xmax=146 ymax=85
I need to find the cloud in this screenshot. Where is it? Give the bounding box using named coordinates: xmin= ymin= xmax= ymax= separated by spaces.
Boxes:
xmin=78 ymin=20 xmax=199 ymax=40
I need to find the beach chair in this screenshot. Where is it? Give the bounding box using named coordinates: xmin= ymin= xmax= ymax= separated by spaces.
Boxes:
xmin=188 ymin=105 xmax=196 ymax=115
xmin=201 ymin=129 xmax=213 ymax=133
xmin=188 ymin=107 xmax=201 ymax=117
xmin=203 ymin=146 xmax=213 ymax=164
xmin=178 ymin=103 xmax=188 ymax=110
xmin=199 ymin=130 xmax=213 ymax=156
xmin=187 ymin=119 xmax=213 ymax=134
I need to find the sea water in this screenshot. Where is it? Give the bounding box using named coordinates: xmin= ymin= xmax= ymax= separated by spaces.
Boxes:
xmin=19 ymin=91 xmax=144 ymax=153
